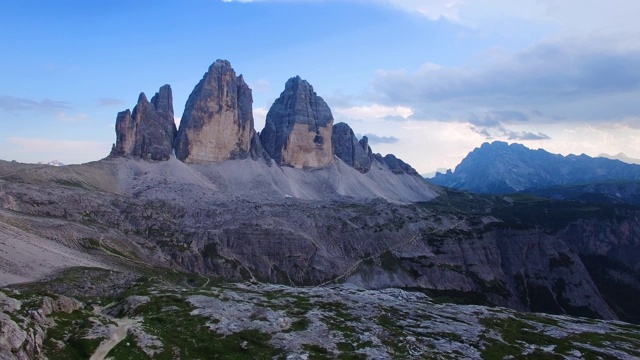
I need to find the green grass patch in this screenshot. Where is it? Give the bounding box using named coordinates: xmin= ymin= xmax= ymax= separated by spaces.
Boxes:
xmin=126 ymin=293 xmax=283 ymax=359
xmin=105 ymin=333 xmax=150 ymax=359
xmin=43 ymin=310 xmax=102 ymax=360
xmin=286 ymin=317 xmax=310 ymax=332
xmin=302 ymin=344 xmax=332 ymax=360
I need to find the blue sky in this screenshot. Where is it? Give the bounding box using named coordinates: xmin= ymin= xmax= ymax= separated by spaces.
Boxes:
xmin=1 ymin=0 xmax=639 ymax=173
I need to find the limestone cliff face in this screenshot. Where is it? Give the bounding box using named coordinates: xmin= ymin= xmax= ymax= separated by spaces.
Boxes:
xmin=260 ymin=76 xmax=333 ymax=168
xmin=110 ymin=85 xmax=176 ymax=161
xmin=174 ymin=60 xmax=255 ymax=164
xmin=332 ymin=122 xmax=371 ymax=173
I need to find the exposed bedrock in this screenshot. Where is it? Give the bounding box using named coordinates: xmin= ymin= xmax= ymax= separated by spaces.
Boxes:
xmin=260 ymin=76 xmax=334 ymax=168
xmin=111 ymin=85 xmax=176 ymax=161
xmin=174 ymin=60 xmax=256 ymax=163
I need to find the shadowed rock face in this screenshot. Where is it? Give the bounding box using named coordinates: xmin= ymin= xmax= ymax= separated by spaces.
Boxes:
xmin=332 ymin=122 xmax=372 ymax=173
xmin=383 ymin=154 xmax=419 ymax=175
xmin=260 ymin=76 xmax=334 ymax=168
xmin=110 ymin=85 xmax=176 ymax=161
xmin=430 ymin=141 xmax=640 ymax=194
xmin=331 ymin=122 xmax=418 ymax=176
xmin=174 ymin=60 xmax=255 ymax=164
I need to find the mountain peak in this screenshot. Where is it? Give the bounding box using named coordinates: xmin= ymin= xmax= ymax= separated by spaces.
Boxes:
xmin=259 ymin=76 xmax=334 ymax=168
xmin=432 ymin=142 xmax=640 ymax=194
xmin=174 ymin=59 xmax=256 ymax=163
xmin=110 ymin=85 xmax=176 ymax=161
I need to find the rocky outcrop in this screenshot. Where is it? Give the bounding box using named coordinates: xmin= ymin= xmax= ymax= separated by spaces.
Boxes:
xmin=330 ymin=122 xmax=418 ymax=176
xmin=0 ymin=292 xmax=83 ymax=359
xmin=31 ymin=295 xmax=83 ymax=326
xmin=110 ymin=85 xmax=176 ymax=161
xmin=332 ymin=122 xmax=371 ymax=173
xmin=249 ymin=132 xmax=271 ymax=162
xmin=260 ymin=76 xmax=334 ymax=168
xmin=359 ymin=136 xmax=373 ymax=159
xmin=174 ymin=60 xmax=256 ymax=164
xmin=382 ymin=154 xmax=419 ymax=175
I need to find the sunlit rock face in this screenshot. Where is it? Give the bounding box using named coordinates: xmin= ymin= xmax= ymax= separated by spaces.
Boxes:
xmin=174 ymin=60 xmax=255 ymax=164
xmin=260 ymin=76 xmax=334 ymax=169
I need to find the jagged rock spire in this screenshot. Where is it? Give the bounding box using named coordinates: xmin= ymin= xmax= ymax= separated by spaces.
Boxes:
xmin=332 ymin=122 xmax=372 ymax=173
xmin=111 ymin=84 xmax=176 ymax=161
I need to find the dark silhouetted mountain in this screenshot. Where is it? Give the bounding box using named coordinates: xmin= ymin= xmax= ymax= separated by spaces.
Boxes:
xmin=332 ymin=122 xmax=372 ymax=173
xmin=430 ymin=141 xmax=640 ymax=194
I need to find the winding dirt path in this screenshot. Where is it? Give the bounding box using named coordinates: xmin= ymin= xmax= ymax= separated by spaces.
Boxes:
xmin=89 ymin=305 xmax=136 ymax=360
xmin=89 ymin=318 xmax=135 ymax=360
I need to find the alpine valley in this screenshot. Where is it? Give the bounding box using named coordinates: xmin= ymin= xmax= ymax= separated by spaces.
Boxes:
xmin=1 ymin=61 xmax=639 ymax=359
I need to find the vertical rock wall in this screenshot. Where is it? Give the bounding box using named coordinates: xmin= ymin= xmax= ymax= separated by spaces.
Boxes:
xmin=260 ymin=76 xmax=334 ymax=168
xmin=174 ymin=60 xmax=255 ymax=163
xmin=332 ymin=122 xmax=372 ymax=173
xmin=111 ymin=85 xmax=176 ymax=161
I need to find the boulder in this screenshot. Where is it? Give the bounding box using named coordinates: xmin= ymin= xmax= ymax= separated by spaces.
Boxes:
xmin=260 ymin=76 xmax=333 ymax=168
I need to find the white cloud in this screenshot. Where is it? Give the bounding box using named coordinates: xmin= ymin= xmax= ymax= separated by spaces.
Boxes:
xmin=221 ymin=0 xmax=463 ymax=22
xmin=220 ymin=0 xmax=640 ymax=33
xmin=373 ymin=120 xmax=640 ymax=174
xmin=98 ymin=97 xmax=125 ymax=107
xmin=372 ymin=35 xmax=640 ymax=125
xmin=334 ymin=104 xmax=413 ymax=122
xmin=253 ymin=107 xmax=269 ymax=131
xmin=251 ymin=79 xmax=271 ymax=92
xmin=459 ymin=0 xmax=640 ymax=34
xmin=372 ymin=0 xmax=462 ymax=22
xmin=56 ymin=112 xmax=88 ymax=123
xmin=4 ymin=137 xmax=111 ymax=164
xmin=514 ymin=122 xmax=640 ymax=159
xmin=361 ymin=133 xmax=399 ymax=144
xmin=0 ymin=95 xmax=70 ymax=114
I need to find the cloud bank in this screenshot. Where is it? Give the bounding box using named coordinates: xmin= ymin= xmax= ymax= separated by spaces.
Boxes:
xmin=373 ymin=37 xmax=640 ymax=109
xmin=0 ymin=96 xmax=71 ymax=114
xmin=361 ymin=133 xmax=399 ymax=145
xmin=369 ymin=35 xmax=640 ymax=139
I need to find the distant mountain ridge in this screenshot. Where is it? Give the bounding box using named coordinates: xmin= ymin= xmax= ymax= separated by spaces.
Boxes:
xmin=598 ymin=152 xmax=640 ymax=165
xmin=430 ymin=141 xmax=640 ymax=194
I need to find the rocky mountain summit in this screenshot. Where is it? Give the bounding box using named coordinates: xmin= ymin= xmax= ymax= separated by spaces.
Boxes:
xmin=110 ymin=59 xmax=419 ymax=182
xmin=260 ymin=76 xmax=334 ymax=168
xmin=174 ymin=60 xmax=257 ymax=163
xmin=332 ymin=122 xmax=372 ymax=173
xmin=110 ymin=85 xmax=176 ymax=161
xmin=431 ymin=141 xmax=640 ymax=194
